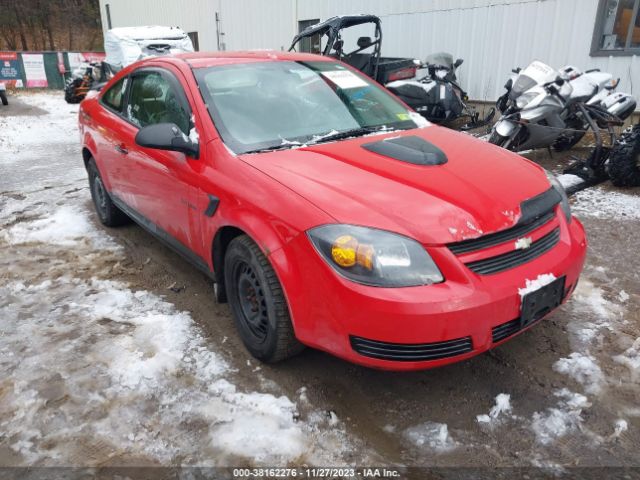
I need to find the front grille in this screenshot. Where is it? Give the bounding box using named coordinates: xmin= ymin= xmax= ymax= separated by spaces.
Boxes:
xmin=350 ymin=335 xmax=472 ymax=362
xmin=448 ymin=211 xmax=555 ymax=255
xmin=465 ymin=227 xmax=560 ymax=275
xmin=492 ymin=318 xmax=521 ymax=343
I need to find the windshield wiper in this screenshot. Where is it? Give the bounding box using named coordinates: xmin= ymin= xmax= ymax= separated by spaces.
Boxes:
xmin=307 ymin=126 xmax=387 ymax=145
xmin=243 ymin=143 xmax=301 ymax=154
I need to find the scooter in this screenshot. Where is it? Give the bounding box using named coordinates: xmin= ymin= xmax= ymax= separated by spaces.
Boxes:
xmin=386 ymin=53 xmax=495 ymax=130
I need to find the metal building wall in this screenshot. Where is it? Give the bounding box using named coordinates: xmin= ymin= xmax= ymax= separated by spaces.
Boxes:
xmin=99 ymin=0 xmax=638 ymax=103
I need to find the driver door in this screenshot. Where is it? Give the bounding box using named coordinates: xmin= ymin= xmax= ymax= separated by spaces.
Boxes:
xmin=117 ymin=67 xmax=198 ymax=251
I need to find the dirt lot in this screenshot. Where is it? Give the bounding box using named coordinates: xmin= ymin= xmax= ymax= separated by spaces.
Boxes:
xmin=1 ymin=92 xmax=639 ymax=478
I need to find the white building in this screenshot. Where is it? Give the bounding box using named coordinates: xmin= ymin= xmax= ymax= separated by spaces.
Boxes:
xmin=98 ymin=0 xmax=640 ymax=105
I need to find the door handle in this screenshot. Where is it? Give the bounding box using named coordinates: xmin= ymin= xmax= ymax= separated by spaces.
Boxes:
xmin=115 ymin=144 xmax=128 ymax=155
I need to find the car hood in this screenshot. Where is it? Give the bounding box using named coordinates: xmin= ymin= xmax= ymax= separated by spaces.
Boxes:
xmin=239 ymin=127 xmax=552 ymax=245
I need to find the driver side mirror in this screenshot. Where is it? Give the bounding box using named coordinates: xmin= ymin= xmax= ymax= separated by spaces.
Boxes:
xmin=454 ymin=58 xmax=464 ymax=68
xmin=135 ymin=123 xmax=199 ymax=159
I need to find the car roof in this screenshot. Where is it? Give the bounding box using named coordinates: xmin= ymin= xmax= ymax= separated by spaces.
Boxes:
xmin=143 ymin=50 xmax=333 ymax=69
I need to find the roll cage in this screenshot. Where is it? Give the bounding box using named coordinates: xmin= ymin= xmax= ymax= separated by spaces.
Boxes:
xmin=289 ymin=15 xmax=383 ymax=80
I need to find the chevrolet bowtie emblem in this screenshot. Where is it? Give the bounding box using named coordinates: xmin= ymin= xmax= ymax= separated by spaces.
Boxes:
xmin=515 ymin=236 xmax=533 ymax=250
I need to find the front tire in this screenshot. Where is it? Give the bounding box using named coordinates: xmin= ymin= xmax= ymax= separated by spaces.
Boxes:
xmin=489 ymin=129 xmax=509 ymax=148
xmin=0 ymin=91 xmax=7 ymax=106
xmin=224 ymin=235 xmax=303 ymax=363
xmin=87 ymin=158 xmax=129 ymax=226
xmin=608 ymin=125 xmax=640 ymax=187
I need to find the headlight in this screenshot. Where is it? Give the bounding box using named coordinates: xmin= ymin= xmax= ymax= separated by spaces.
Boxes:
xmin=516 ymin=92 xmax=538 ymax=109
xmin=307 ymin=225 xmax=443 ymax=287
xmin=545 ymin=170 xmax=572 ymax=222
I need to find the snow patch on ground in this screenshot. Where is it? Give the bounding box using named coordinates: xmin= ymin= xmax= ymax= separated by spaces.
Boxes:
xmin=571 ymin=188 xmax=640 ymax=220
xmin=553 ymin=353 xmax=605 ymax=394
xmin=403 ymin=422 xmax=456 ymax=451
xmin=530 ymin=389 xmax=590 ymax=445
xmin=0 ymin=175 xmax=362 ymax=466
xmin=5 ymin=205 xmax=94 ymax=247
xmin=0 ymin=275 xmax=325 ymax=464
xmin=518 ymin=273 xmax=557 ymax=299
xmin=476 ymin=393 xmax=513 ymax=425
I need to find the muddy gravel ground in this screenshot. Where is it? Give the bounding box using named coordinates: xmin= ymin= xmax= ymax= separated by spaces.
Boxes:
xmin=1 ymin=92 xmax=640 ymax=479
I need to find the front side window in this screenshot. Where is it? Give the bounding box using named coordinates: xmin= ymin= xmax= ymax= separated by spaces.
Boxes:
xmin=195 ymin=60 xmax=423 ymax=154
xmin=592 ymin=0 xmax=640 ymax=55
xmin=102 ymin=77 xmax=128 ymax=112
xmin=126 ymin=71 xmax=191 ymax=134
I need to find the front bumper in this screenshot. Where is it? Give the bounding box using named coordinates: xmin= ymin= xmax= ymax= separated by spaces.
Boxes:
xmin=270 ymin=214 xmax=587 ymax=371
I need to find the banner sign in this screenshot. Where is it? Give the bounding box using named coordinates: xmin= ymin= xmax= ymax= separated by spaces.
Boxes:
xmin=22 ymin=53 xmax=48 ymax=87
xmin=68 ymin=52 xmax=106 ymax=70
xmin=0 ymin=52 xmax=22 ymax=87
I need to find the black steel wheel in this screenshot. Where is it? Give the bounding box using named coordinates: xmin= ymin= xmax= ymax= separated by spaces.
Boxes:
xmin=224 ymin=235 xmax=303 ymax=363
xmin=608 ymin=125 xmax=640 ymax=187
xmin=87 ymin=158 xmax=129 ymax=226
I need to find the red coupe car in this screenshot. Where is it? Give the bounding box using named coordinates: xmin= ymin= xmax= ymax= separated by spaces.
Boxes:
xmin=79 ymin=51 xmax=586 ymax=370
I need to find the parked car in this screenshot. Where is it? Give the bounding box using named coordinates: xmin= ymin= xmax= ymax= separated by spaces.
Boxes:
xmin=79 ymin=51 xmax=587 ymax=370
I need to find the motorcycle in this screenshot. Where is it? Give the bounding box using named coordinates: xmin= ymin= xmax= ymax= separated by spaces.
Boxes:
xmin=492 ymin=61 xmax=635 ymax=152
xmin=490 ymin=60 xmax=637 ymax=192
xmin=386 ymin=53 xmax=495 ymax=130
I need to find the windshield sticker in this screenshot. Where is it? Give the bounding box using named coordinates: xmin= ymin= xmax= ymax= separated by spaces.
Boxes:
xmin=396 ymin=113 xmax=410 ymax=121
xmin=321 ymin=70 xmax=368 ymax=89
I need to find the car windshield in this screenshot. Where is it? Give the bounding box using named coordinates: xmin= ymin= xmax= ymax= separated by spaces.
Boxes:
xmin=194 ymin=60 xmax=421 ymax=154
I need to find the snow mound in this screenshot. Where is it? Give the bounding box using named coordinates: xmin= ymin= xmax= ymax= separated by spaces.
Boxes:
xmin=553 ymin=352 xmax=605 ymax=394
xmin=530 ymin=389 xmax=590 ymax=445
xmin=4 ymin=205 xmax=88 ymax=245
xmin=476 ymin=393 xmax=513 ymax=425
xmin=403 ymin=422 xmax=456 ymax=451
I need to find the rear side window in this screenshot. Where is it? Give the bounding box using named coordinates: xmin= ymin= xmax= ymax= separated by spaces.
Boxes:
xmin=126 ymin=72 xmax=191 ymax=134
xmin=102 ymin=77 xmax=127 ymax=111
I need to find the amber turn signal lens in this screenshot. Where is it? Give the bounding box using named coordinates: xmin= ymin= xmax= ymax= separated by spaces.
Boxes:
xmin=331 ymin=235 xmax=375 ymax=270
xmin=331 ymin=235 xmax=358 ymax=267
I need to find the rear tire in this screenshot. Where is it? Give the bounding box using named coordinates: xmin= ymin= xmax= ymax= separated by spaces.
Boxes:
xmin=0 ymin=91 xmax=7 ymax=106
xmin=608 ymin=125 xmax=640 ymax=187
xmin=87 ymin=158 xmax=129 ymax=227
xmin=224 ymin=235 xmax=304 ymax=363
